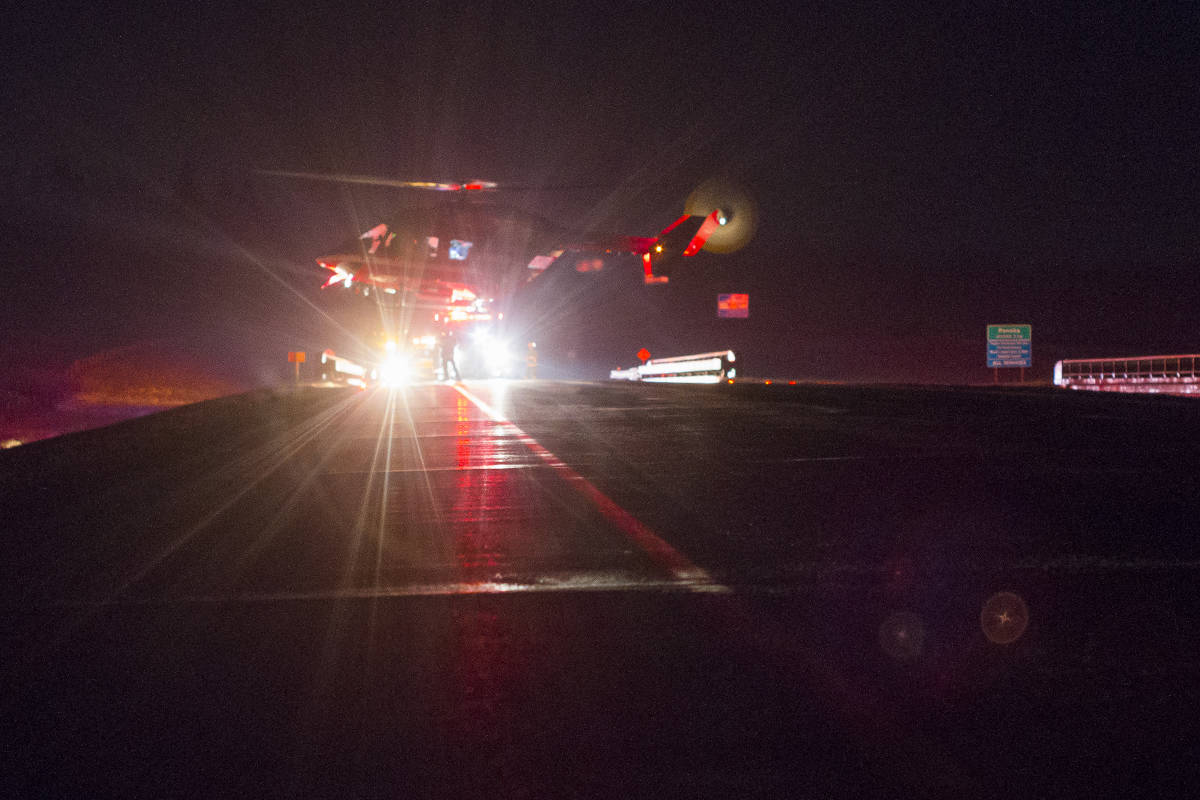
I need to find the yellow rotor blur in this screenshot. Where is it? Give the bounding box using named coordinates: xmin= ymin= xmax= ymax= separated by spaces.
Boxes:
xmin=684 ymin=178 xmax=758 ymax=253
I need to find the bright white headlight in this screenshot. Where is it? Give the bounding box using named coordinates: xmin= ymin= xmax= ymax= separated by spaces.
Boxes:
xmin=485 ymin=340 xmax=511 ymax=375
xmin=379 ymin=355 xmax=410 ymax=387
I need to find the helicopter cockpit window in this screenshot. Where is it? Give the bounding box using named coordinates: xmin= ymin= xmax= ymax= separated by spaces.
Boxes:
xmin=449 ymin=239 xmax=473 ymax=260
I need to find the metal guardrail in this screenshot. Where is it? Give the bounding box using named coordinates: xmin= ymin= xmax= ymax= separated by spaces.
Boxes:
xmin=320 ymin=349 xmax=369 ymax=388
xmin=609 ymin=350 xmax=736 ymax=384
xmin=1054 ymin=354 xmax=1200 ymax=395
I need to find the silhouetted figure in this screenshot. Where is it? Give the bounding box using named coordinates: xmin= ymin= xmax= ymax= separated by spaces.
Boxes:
xmin=525 ymin=341 xmax=538 ymax=379
xmin=439 ymin=329 xmax=459 ymax=381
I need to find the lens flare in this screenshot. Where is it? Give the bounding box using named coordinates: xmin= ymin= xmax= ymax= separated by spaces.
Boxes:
xmin=879 ymin=611 xmax=926 ymax=662
xmin=379 ymin=355 xmax=410 ymax=387
xmin=981 ymin=591 xmax=1029 ymax=644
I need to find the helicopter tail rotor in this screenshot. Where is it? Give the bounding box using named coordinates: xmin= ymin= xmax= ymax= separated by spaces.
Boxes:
xmin=684 ymin=178 xmax=758 ymax=253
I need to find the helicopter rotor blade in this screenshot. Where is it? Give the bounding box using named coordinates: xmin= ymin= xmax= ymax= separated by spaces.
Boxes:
xmin=256 ymin=170 xmax=495 ymax=192
xmin=257 ymin=170 xmax=614 ymax=194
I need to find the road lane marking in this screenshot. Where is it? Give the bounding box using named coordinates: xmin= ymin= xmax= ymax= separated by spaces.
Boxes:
xmin=453 ymin=384 xmax=726 ymax=592
xmin=40 ymin=573 xmax=719 ymax=607
xmin=321 ymin=463 xmax=545 ymax=475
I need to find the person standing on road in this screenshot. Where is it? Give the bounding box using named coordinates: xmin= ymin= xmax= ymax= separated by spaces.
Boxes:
xmin=439 ymin=328 xmax=460 ymax=381
xmin=525 ymin=341 xmax=538 ymax=379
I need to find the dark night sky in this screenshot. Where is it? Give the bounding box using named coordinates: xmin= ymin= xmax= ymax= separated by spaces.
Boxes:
xmin=2 ymin=1 xmax=1198 ymax=393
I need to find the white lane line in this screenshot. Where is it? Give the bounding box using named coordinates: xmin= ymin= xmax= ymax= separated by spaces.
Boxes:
xmin=41 ymin=573 xmax=718 ymax=607
xmin=321 ymin=463 xmax=545 ymax=475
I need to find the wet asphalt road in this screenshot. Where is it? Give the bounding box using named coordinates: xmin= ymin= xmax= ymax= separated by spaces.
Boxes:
xmin=2 ymin=381 xmax=1199 ymax=798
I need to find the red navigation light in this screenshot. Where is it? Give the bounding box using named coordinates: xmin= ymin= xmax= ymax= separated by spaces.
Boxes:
xmin=637 ymin=348 xmax=651 ymax=362
xmin=640 ymin=252 xmax=669 ymax=283
xmin=464 ymin=182 xmax=485 ymax=191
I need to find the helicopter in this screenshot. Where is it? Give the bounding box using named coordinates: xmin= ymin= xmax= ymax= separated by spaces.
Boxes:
xmin=264 ymin=170 xmax=756 ymax=289
xmin=260 ymin=170 xmax=757 ymax=380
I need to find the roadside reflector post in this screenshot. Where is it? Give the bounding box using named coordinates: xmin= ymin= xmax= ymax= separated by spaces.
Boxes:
xmin=288 ymin=351 xmax=306 ymax=384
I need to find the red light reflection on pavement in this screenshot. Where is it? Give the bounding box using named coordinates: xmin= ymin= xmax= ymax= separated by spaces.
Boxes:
xmin=442 ymin=388 xmax=542 ymax=783
xmin=444 ymin=601 xmax=540 ymax=793
xmin=451 ymin=392 xmax=503 ymax=571
xmin=453 ymin=385 xmax=718 ymax=589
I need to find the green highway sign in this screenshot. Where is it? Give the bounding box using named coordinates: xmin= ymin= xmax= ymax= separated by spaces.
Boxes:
xmin=987 ymin=324 xmax=1032 ymax=368
xmin=987 ymin=324 xmax=1031 ymax=341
